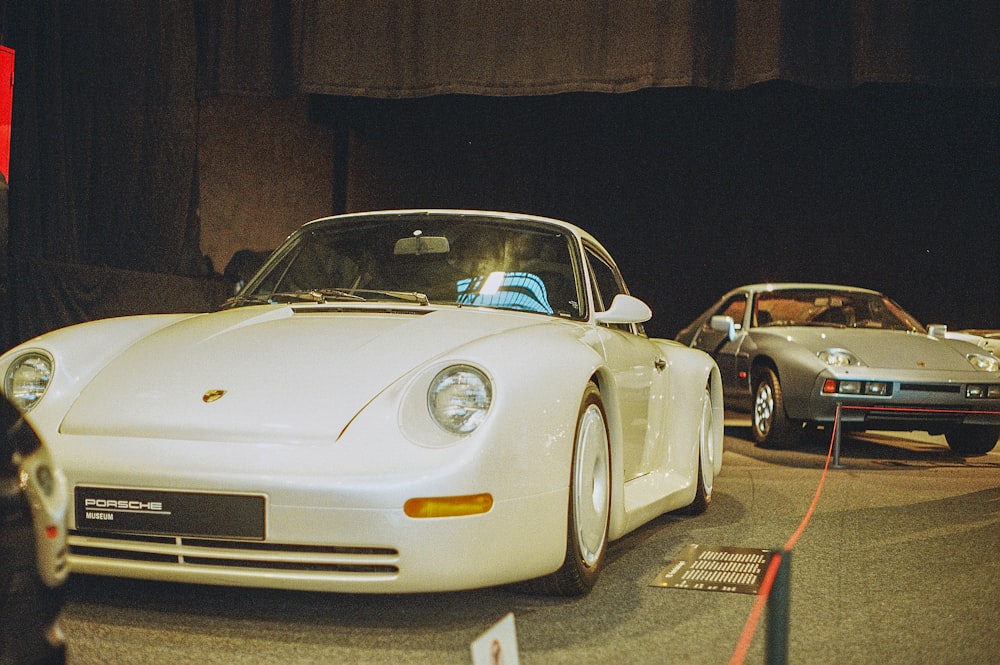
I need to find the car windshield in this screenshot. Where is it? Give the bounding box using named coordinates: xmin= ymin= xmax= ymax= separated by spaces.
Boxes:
xmin=753 ymin=289 xmax=924 ymax=332
xmin=229 ymin=215 xmax=585 ymax=319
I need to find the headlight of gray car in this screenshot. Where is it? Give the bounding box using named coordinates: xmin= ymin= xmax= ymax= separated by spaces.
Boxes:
xmin=3 ymin=352 xmax=54 ymax=412
xmin=967 ymin=353 xmax=1000 ymax=372
xmin=427 ymin=365 xmax=493 ymax=435
xmin=818 ymin=348 xmax=862 ymax=367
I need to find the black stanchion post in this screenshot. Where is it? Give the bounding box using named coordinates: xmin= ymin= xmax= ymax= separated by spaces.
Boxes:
xmin=765 ymin=549 xmax=791 ymax=665
xmin=832 ymin=402 xmax=845 ymax=469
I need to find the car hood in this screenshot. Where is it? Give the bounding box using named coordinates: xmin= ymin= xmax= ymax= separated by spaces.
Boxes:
xmin=754 ymin=327 xmax=982 ymax=371
xmin=60 ymin=304 xmax=546 ymax=443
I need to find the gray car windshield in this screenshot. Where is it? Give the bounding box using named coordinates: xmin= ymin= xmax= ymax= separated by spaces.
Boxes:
xmin=753 ymin=289 xmax=924 ymax=332
xmin=233 ymin=216 xmax=585 ymax=319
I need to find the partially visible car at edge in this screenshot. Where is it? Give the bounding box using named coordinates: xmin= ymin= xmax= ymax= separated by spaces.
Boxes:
xmin=0 ymin=209 xmax=724 ymax=596
xmin=952 ymin=329 xmax=1000 ymax=357
xmin=675 ymin=283 xmax=1000 ymax=454
xmin=1 ymin=394 xmax=69 ymax=664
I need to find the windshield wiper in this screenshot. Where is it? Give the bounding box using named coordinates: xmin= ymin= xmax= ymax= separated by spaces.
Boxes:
xmin=347 ymin=289 xmax=430 ymax=305
xmin=221 ymin=294 xmax=272 ymax=309
xmin=799 ymin=321 xmax=848 ymax=328
xmin=229 ymin=289 xmax=429 ymax=307
xmin=268 ymin=289 xmax=368 ymax=304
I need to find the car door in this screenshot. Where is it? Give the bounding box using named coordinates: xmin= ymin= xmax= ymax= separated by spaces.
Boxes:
xmin=583 ymin=244 xmax=665 ymax=482
xmin=690 ymin=292 xmax=751 ymax=404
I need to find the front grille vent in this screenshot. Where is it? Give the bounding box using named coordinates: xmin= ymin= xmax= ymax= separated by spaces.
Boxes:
xmin=898 ymin=383 xmax=961 ymax=394
xmin=69 ymin=530 xmax=400 ymax=575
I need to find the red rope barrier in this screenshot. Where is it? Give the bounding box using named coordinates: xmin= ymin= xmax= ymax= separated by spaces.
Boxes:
xmin=726 ymin=401 xmax=999 ymax=663
xmin=728 ymin=414 xmax=839 ymax=665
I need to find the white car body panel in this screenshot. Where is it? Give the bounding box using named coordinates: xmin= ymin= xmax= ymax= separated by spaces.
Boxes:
xmin=1 ymin=210 xmax=724 ymax=593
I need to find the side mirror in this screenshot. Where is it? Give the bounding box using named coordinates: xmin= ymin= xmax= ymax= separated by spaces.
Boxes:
xmin=927 ymin=324 xmax=948 ymax=338
xmin=710 ymin=315 xmax=737 ymax=342
xmin=594 ymin=294 xmax=652 ymax=325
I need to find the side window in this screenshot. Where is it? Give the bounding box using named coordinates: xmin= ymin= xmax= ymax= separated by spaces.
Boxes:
xmin=706 ymin=294 xmax=747 ymax=331
xmin=585 ymin=246 xmax=635 ymax=334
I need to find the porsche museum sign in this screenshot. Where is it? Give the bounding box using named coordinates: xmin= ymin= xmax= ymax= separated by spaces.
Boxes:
xmin=75 ymin=486 xmax=265 ymax=540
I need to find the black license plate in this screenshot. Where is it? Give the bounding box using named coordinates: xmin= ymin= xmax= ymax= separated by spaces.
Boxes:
xmin=75 ymin=486 xmax=265 ymax=540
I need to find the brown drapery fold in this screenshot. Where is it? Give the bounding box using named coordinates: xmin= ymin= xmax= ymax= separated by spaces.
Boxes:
xmin=195 ymin=0 xmax=297 ymax=98
xmin=297 ymin=0 xmax=1000 ymax=98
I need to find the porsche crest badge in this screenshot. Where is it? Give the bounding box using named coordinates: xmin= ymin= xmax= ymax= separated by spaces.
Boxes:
xmin=202 ymin=389 xmax=227 ymax=403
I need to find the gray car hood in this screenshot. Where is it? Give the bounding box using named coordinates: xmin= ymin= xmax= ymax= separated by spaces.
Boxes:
xmin=754 ymin=327 xmax=982 ymax=371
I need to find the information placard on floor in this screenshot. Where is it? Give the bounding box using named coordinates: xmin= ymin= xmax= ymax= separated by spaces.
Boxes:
xmin=651 ymin=543 xmax=776 ymax=595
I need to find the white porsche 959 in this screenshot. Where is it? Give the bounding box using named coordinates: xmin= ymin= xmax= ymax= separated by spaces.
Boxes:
xmin=1 ymin=210 xmax=723 ymax=595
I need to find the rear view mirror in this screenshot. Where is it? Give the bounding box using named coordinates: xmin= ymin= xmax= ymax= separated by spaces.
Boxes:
xmin=394 ymin=235 xmax=450 ymax=255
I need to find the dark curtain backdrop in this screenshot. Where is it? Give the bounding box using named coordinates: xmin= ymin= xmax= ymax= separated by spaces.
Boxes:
xmin=6 ymin=0 xmax=203 ymax=274
xmin=298 ymin=1 xmax=1000 ymax=96
xmin=1 ymin=0 xmax=999 ymax=348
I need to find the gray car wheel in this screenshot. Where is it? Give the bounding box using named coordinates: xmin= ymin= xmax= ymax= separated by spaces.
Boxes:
xmin=751 ymin=367 xmax=797 ymax=448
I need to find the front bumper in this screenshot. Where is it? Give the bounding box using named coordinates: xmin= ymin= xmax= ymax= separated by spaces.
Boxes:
xmin=53 ymin=428 xmax=571 ymax=594
xmin=802 ymin=374 xmax=1000 ymax=432
xmin=67 ymin=487 xmax=567 ymax=593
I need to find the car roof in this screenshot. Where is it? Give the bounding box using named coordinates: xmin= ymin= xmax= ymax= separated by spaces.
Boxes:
xmin=298 ymin=209 xmax=599 ymax=245
xmin=728 ymin=282 xmax=883 ymax=296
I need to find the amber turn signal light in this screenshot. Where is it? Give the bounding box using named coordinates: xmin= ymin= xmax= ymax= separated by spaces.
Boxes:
xmin=404 ymin=493 xmax=494 ymax=518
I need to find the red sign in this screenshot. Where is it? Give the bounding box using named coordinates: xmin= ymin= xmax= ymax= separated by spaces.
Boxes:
xmin=0 ymin=46 xmax=13 ymax=183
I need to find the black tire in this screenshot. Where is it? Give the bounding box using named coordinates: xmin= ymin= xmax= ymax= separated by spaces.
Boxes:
xmin=751 ymin=367 xmax=797 ymax=448
xmin=534 ymin=382 xmax=610 ymax=596
xmin=679 ymin=386 xmax=715 ymax=515
xmin=944 ymin=425 xmax=1000 ymax=456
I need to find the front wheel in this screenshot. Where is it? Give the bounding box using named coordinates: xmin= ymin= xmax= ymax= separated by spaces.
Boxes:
xmin=945 ymin=425 xmax=1000 ymax=456
xmin=534 ymin=382 xmax=611 ymax=596
xmin=751 ymin=367 xmax=797 ymax=448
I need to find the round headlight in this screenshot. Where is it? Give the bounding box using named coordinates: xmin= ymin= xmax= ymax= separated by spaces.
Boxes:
xmin=4 ymin=352 xmax=54 ymax=412
xmin=967 ymin=353 xmax=1000 ymax=372
xmin=818 ymin=348 xmax=861 ymax=367
xmin=427 ymin=365 xmax=492 ymax=435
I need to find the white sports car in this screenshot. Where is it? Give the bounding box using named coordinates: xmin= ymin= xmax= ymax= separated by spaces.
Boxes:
xmin=953 ymin=329 xmax=1000 ymax=357
xmin=0 ymin=210 xmax=723 ymax=595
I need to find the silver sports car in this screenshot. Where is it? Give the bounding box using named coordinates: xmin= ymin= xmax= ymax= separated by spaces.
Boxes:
xmin=676 ymin=283 xmax=1000 ymax=454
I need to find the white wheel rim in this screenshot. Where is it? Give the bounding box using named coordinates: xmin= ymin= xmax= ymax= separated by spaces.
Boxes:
xmin=754 ymin=382 xmax=773 ymax=436
xmin=700 ymin=390 xmax=714 ymax=496
xmin=573 ymin=403 xmax=610 ymax=568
